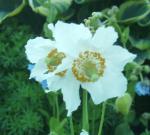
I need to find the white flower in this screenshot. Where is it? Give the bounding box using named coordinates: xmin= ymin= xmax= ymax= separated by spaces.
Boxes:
xmin=80 ymin=130 xmax=89 ymax=135
xmin=25 ymin=37 xmax=66 ymax=82
xmin=25 ymin=21 xmax=136 ymax=116
xmin=46 ymin=21 xmax=136 ymax=116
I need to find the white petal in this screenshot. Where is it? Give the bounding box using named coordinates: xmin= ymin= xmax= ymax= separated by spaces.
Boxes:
xmin=100 ymin=69 xmax=127 ymax=101
xmin=48 ymin=21 xmax=92 ymax=56
xmin=82 ymin=65 xmax=127 ymax=104
xmin=80 ymin=130 xmax=89 ymax=135
xmin=54 ymin=57 xmax=73 ymax=73
xmin=36 ymin=57 xmax=73 ymax=83
xmin=30 ymin=58 xmax=48 ymax=80
xmin=60 ymin=70 xmax=80 ymax=116
xmin=103 ymin=45 xmax=136 ymax=71
xmin=48 ymin=23 xmax=54 ymax=32
xmin=47 ymin=70 xmax=81 ymax=116
xmin=25 ymin=37 xmax=54 ymax=63
xmin=81 ymin=80 xmax=103 ymax=104
xmin=36 ymin=73 xmax=54 ymax=82
xmin=47 ymin=75 xmax=62 ymax=92
xmin=92 ymin=26 xmax=118 ymax=50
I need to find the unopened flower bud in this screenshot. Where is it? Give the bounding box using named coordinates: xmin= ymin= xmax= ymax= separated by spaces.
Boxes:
xmin=143 ymin=65 xmax=150 ymax=73
xmin=115 ymin=93 xmax=132 ymax=115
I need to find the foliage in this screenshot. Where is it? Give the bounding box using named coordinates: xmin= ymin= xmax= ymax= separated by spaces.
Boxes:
xmin=0 ymin=0 xmax=150 ymax=135
xmin=0 ymin=0 xmax=26 ymax=23
xmin=0 ymin=19 xmax=48 ymax=135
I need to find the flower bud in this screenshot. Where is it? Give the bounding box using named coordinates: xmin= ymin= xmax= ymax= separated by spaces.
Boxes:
xmin=129 ymin=74 xmax=138 ymax=81
xmin=143 ymin=65 xmax=150 ymax=73
xmin=115 ymin=93 xmax=132 ymax=115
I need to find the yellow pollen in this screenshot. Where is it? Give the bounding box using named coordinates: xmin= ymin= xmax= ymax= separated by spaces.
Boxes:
xmin=46 ymin=49 xmax=66 ymax=73
xmin=72 ymin=51 xmax=105 ymax=82
xmin=55 ymin=70 xmax=67 ymax=77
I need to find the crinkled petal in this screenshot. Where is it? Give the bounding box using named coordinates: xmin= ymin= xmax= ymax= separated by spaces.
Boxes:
xmin=30 ymin=58 xmax=48 ymax=80
xmin=82 ymin=64 xmax=127 ymax=104
xmin=61 ymin=70 xmax=80 ymax=116
xmin=81 ymin=80 xmax=103 ymax=104
xmin=48 ymin=21 xmax=92 ymax=56
xmin=25 ymin=37 xmax=54 ymax=63
xmin=103 ymin=45 xmax=136 ymax=71
xmin=46 ymin=75 xmax=62 ymax=92
xmin=54 ymin=57 xmax=73 ymax=73
xmin=36 ymin=73 xmax=54 ymax=82
xmin=92 ymin=26 xmax=118 ymax=50
xmin=47 ymin=70 xmax=81 ymax=116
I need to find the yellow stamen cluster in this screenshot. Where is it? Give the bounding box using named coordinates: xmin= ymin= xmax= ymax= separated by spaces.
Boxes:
xmin=46 ymin=49 xmax=65 ymax=73
xmin=72 ymin=51 xmax=105 ymax=82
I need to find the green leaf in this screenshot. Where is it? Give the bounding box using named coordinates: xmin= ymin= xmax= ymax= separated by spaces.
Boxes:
xmin=140 ymin=113 xmax=150 ymax=127
xmin=140 ymin=131 xmax=150 ymax=135
xmin=0 ymin=0 xmax=26 ymax=23
xmin=28 ymin=0 xmax=50 ymax=16
xmin=49 ymin=117 xmax=67 ymax=135
xmin=28 ymin=0 xmax=72 ymax=22
xmin=136 ymin=50 xmax=150 ymax=63
xmin=129 ymin=37 xmax=150 ymax=50
xmin=51 ymin=0 xmax=72 ymax=13
xmin=115 ymin=123 xmax=134 ymax=135
xmin=138 ymin=12 xmax=150 ymax=26
xmin=125 ymin=111 xmax=136 ymax=124
xmin=117 ymin=0 xmax=150 ymax=23
xmin=74 ymin=0 xmax=96 ymax=4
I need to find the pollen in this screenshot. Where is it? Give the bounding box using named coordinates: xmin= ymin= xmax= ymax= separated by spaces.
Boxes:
xmin=55 ymin=70 xmax=67 ymax=77
xmin=72 ymin=51 xmax=105 ymax=82
xmin=45 ymin=49 xmax=66 ymax=72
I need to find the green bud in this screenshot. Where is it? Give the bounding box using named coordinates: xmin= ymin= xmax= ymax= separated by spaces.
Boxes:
xmin=92 ymin=12 xmax=102 ymax=18
xmin=143 ymin=65 xmax=150 ymax=73
xmin=115 ymin=93 xmax=132 ymax=116
xmin=129 ymin=75 xmax=138 ymax=81
xmin=142 ymin=113 xmax=150 ymax=120
xmin=136 ymin=65 xmax=143 ymax=73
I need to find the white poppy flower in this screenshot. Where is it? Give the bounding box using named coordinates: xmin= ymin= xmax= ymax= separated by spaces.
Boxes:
xmin=46 ymin=21 xmax=136 ymax=116
xmin=25 ymin=37 xmax=67 ymax=82
xmin=80 ymin=130 xmax=89 ymax=135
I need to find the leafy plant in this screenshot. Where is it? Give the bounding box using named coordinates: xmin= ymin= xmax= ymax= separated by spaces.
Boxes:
xmin=0 ymin=0 xmax=26 ymax=23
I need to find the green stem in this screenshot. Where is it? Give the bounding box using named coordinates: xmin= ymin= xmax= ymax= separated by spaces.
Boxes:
xmin=55 ymin=93 xmax=59 ymax=120
xmin=98 ymin=101 xmax=107 ymax=135
xmin=69 ymin=116 xmax=75 ymax=135
xmin=92 ymin=109 xmax=95 ymax=135
xmin=139 ymin=72 xmax=144 ymax=82
xmin=82 ymin=90 xmax=89 ymax=131
xmin=47 ymin=94 xmax=55 ymax=116
xmin=56 ymin=118 xmax=67 ymax=132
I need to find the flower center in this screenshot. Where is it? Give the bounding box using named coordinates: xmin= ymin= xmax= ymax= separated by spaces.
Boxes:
xmin=45 ymin=49 xmax=66 ymax=76
xmin=72 ymin=51 xmax=105 ymax=82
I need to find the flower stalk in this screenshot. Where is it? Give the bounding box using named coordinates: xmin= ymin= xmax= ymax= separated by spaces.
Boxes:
xmin=82 ymin=90 xmax=89 ymax=131
xmin=69 ymin=116 xmax=75 ymax=135
xmin=98 ymin=101 xmax=107 ymax=135
xmin=55 ymin=93 xmax=60 ymax=120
